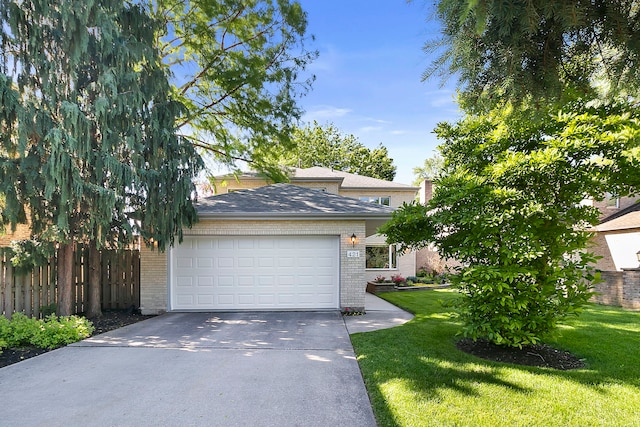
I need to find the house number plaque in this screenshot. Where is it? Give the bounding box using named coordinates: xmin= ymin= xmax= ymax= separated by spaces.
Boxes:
xmin=346 ymin=250 xmax=360 ymax=258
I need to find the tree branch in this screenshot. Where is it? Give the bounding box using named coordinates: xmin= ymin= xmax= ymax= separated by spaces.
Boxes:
xmin=181 ymin=134 xmax=253 ymax=164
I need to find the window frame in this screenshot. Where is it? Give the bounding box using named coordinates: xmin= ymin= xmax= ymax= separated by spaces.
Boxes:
xmin=365 ymin=244 xmax=397 ymax=269
xmin=359 ymin=196 xmax=391 ymax=206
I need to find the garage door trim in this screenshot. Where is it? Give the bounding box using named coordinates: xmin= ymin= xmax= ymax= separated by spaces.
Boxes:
xmin=169 ymin=235 xmax=340 ymax=311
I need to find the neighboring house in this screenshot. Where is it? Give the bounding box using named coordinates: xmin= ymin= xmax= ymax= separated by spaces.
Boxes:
xmin=0 ymin=223 xmax=30 ymax=247
xmin=414 ymin=180 xmax=463 ymax=275
xmin=591 ymin=199 xmax=640 ymax=271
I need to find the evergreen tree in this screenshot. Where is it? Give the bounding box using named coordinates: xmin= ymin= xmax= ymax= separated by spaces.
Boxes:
xmin=426 ymin=0 xmax=640 ymax=110
xmin=0 ymin=0 xmax=203 ymax=316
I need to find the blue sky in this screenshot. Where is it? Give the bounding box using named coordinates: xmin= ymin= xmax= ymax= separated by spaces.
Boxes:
xmin=297 ymin=0 xmax=461 ymax=184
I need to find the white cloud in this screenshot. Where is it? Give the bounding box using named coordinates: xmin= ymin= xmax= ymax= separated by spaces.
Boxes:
xmin=363 ymin=117 xmax=392 ymax=125
xmin=303 ymin=105 xmax=352 ymax=121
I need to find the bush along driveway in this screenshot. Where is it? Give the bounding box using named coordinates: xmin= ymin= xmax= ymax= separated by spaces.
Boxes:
xmin=350 ymin=290 xmax=640 ymax=427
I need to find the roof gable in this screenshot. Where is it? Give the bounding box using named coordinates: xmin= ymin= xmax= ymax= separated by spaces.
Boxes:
xmin=292 ymin=167 xmax=418 ymax=190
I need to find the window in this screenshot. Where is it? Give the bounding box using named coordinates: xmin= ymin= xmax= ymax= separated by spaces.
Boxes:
xmin=359 ymin=196 xmax=390 ymax=206
xmin=605 ymin=193 xmax=620 ymax=208
xmin=366 ymin=245 xmax=397 ymax=269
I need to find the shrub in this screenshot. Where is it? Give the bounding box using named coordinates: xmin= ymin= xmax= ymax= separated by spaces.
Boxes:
xmin=0 ymin=316 xmax=10 ymax=352
xmin=406 ymin=276 xmax=418 ymax=283
xmin=374 ymin=275 xmax=386 ymax=283
xmin=0 ymin=313 xmax=94 ymax=351
xmin=391 ymin=274 xmax=405 ymax=285
xmin=30 ymin=315 xmax=94 ymax=349
xmin=4 ymin=313 xmax=40 ymax=348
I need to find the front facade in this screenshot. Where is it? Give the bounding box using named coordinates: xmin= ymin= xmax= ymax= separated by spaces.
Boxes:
xmin=213 ymin=167 xmax=421 ymax=283
xmin=140 ymin=181 xmax=394 ymax=314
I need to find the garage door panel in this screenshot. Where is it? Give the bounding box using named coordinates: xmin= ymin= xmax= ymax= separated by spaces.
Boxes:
xmin=316 ymin=274 xmax=334 ymax=284
xmin=278 ymin=257 xmax=294 ymax=267
xmin=197 ymin=276 xmax=214 ymax=287
xmin=237 ymin=276 xmax=254 ymax=286
xmin=238 ymin=257 xmax=254 ymax=268
xmin=316 ymin=257 xmax=333 ymax=267
xmin=316 ymin=294 xmax=335 ymax=304
xmin=298 ymin=257 xmax=314 ymax=267
xmin=218 ymin=276 xmax=234 ymax=287
xmin=279 ymin=275 xmax=295 ymax=286
xmin=217 ymin=257 xmax=234 ymax=268
xmin=176 ymin=257 xmax=193 ymax=268
xmin=238 ymin=294 xmax=256 ymax=304
xmin=196 ymin=258 xmax=213 ymax=268
xmin=237 ymin=239 xmax=255 ymax=249
xmin=258 ymin=276 xmax=274 ymax=286
xmin=171 ymin=236 xmax=338 ymax=310
xmin=258 ymin=257 xmax=274 ymax=268
xmin=176 ymin=276 xmax=193 ymax=287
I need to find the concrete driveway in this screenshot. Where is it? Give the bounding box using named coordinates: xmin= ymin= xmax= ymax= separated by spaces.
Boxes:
xmin=0 ymin=311 xmax=377 ymax=427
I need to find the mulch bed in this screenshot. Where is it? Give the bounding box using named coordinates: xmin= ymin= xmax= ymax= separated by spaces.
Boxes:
xmin=456 ymin=338 xmax=585 ymax=370
xmin=0 ymin=311 xmax=155 ymax=369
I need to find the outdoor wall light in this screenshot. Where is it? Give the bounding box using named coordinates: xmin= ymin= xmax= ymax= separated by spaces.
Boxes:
xmin=636 ymin=249 xmax=640 ymax=267
xmin=350 ymin=233 xmax=357 ymax=247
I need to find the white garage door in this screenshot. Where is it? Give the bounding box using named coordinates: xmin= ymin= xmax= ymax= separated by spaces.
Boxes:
xmin=170 ymin=236 xmax=339 ymax=310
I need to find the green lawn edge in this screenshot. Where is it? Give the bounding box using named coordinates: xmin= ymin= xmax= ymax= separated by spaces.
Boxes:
xmin=350 ymin=290 xmax=640 ymax=427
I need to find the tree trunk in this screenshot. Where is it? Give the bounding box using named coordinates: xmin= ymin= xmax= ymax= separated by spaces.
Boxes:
xmin=87 ymin=242 xmax=102 ymax=318
xmin=56 ymin=241 xmax=74 ymax=316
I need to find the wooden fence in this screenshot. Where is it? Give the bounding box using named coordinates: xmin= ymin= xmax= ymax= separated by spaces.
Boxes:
xmin=0 ymin=246 xmax=140 ymax=318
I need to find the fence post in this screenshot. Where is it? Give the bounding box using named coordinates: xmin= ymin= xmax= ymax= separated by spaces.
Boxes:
xmin=0 ymin=254 xmax=5 ymax=317
xmin=4 ymin=260 xmax=14 ymax=319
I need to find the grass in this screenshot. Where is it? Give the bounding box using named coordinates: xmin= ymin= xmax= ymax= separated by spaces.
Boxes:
xmin=350 ymin=290 xmax=640 ymax=427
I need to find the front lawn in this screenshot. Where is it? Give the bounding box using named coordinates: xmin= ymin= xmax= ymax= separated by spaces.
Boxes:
xmin=351 ymin=290 xmax=640 ymax=427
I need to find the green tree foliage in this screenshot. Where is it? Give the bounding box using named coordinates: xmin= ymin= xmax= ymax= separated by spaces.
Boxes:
xmin=426 ymin=0 xmax=640 ymax=110
xmin=280 ymin=121 xmax=397 ymax=181
xmin=150 ymin=0 xmax=317 ymax=180
xmin=380 ymin=104 xmax=640 ymax=347
xmin=0 ymin=0 xmax=202 ymax=315
xmin=412 ymin=154 xmax=444 ymax=185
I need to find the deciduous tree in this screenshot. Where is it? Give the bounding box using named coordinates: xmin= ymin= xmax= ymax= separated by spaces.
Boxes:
xmin=280 ymin=121 xmax=397 ymax=181
xmin=150 ymin=0 xmax=317 ymax=180
xmin=381 ymin=103 xmax=640 ymax=347
xmin=412 ymin=154 xmax=444 ymax=185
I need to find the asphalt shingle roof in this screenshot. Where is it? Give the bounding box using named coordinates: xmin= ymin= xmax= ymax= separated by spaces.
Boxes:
xmin=213 ymin=167 xmax=419 ymax=190
xmin=195 ymin=183 xmax=395 ymax=218
xmin=595 ymin=202 xmax=640 ymax=231
xmin=291 ymin=167 xmax=418 ymax=190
